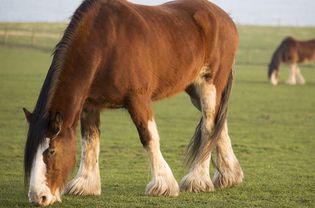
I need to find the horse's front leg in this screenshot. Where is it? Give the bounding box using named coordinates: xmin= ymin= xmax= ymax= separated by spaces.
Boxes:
xmin=64 ymin=107 xmax=101 ymax=195
xmin=295 ymin=65 xmax=306 ymax=85
xmin=127 ymin=95 xmax=179 ymax=197
xmin=287 ymin=64 xmax=298 ymax=85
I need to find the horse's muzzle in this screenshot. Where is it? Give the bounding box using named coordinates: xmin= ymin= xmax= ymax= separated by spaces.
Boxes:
xmin=28 ymin=191 xmax=57 ymax=207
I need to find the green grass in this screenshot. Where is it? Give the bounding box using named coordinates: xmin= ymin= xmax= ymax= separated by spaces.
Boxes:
xmin=0 ymin=24 xmax=315 ymax=207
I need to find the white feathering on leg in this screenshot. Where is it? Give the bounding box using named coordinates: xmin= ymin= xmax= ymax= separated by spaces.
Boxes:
xmin=65 ymin=133 xmax=101 ymax=196
xmin=145 ymin=119 xmax=179 ymax=196
xmin=213 ymin=122 xmax=243 ymax=188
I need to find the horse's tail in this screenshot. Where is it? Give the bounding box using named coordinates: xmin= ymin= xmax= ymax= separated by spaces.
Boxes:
xmin=186 ymin=69 xmax=234 ymax=166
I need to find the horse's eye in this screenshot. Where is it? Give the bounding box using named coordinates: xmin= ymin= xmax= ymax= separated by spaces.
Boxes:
xmin=48 ymin=149 xmax=56 ymax=156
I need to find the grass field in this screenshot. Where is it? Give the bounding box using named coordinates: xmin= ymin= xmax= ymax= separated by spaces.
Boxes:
xmin=0 ymin=24 xmax=315 ymax=208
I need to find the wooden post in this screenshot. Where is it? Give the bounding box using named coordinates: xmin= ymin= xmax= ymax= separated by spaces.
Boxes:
xmin=4 ymin=26 xmax=9 ymax=45
xmin=31 ymin=27 xmax=35 ymax=47
xmin=246 ymin=45 xmax=252 ymax=65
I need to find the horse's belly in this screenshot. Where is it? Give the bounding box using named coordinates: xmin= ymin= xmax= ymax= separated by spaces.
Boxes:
xmin=151 ymin=70 xmax=200 ymax=101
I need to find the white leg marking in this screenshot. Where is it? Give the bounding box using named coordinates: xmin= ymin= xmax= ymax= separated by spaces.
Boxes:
xmin=65 ymin=130 xmax=101 ymax=195
xmin=213 ymin=122 xmax=243 ymax=188
xmin=287 ymin=64 xmax=297 ymax=85
xmin=295 ymin=66 xmax=306 ymax=85
xmin=145 ymin=119 xmax=179 ymax=196
xmin=28 ymin=138 xmax=61 ymax=206
xmin=270 ymin=71 xmax=278 ymax=86
xmin=180 ymin=151 xmax=213 ymax=192
xmin=180 ymin=79 xmax=216 ymax=192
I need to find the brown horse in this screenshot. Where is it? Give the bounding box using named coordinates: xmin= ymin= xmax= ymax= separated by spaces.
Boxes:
xmin=23 ymin=0 xmax=243 ymax=206
xmin=268 ymin=37 xmax=315 ymax=86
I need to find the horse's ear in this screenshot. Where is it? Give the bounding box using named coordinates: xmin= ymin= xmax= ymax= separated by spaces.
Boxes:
xmin=54 ymin=112 xmax=63 ymax=133
xmin=47 ymin=112 xmax=63 ymax=138
xmin=23 ymin=108 xmax=32 ymax=123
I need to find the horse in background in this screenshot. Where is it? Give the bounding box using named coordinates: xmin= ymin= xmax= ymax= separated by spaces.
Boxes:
xmin=268 ymin=37 xmax=315 ymax=86
xmin=23 ymin=0 xmax=243 ymax=206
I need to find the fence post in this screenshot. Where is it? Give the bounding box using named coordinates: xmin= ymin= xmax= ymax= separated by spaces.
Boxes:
xmin=4 ymin=26 xmax=9 ymax=45
xmin=246 ymin=45 xmax=252 ymax=65
xmin=31 ymin=27 xmax=36 ymax=47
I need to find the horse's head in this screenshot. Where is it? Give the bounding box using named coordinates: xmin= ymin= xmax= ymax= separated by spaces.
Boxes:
xmin=23 ymin=108 xmax=76 ymax=206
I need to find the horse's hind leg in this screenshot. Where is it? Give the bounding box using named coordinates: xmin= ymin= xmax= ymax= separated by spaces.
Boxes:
xmin=181 ymin=69 xmax=242 ymax=192
xmin=180 ymin=78 xmax=216 ymax=192
xmin=213 ymin=121 xmax=243 ymax=188
xmin=127 ymin=95 xmax=179 ymax=197
xmin=65 ymin=106 xmax=101 ymax=195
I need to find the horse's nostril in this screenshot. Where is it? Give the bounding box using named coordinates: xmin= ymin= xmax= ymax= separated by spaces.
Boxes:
xmin=40 ymin=195 xmax=47 ymax=204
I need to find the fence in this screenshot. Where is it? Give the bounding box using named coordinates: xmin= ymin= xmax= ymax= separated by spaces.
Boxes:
xmin=1 ymin=23 xmax=314 ymax=68
xmin=0 ymin=23 xmax=65 ymax=51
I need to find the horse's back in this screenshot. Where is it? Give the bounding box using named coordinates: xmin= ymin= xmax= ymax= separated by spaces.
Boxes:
xmin=85 ymin=0 xmax=238 ymax=106
xmin=297 ymin=39 xmax=315 ymax=63
xmin=280 ymin=37 xmax=315 ymax=63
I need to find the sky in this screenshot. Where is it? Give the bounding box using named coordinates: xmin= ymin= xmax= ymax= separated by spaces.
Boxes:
xmin=0 ymin=0 xmax=315 ymax=26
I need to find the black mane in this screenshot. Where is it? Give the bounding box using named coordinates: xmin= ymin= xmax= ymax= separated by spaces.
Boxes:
xmin=24 ymin=0 xmax=97 ymax=183
xmin=268 ymin=46 xmax=282 ymax=78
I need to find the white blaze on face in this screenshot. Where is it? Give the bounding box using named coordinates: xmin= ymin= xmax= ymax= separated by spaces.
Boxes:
xmin=28 ymin=138 xmax=60 ymax=206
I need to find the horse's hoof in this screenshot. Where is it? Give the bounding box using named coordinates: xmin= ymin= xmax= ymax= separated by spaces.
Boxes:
xmin=286 ymin=80 xmax=297 ymax=85
xmin=213 ymin=166 xmax=244 ymax=189
xmin=64 ymin=175 xmax=101 ymax=196
xmin=179 ymin=173 xmax=214 ymax=193
xmin=145 ymin=176 xmax=179 ymax=197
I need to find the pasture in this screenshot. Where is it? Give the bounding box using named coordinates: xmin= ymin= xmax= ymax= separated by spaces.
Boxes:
xmin=0 ymin=23 xmax=315 ymax=207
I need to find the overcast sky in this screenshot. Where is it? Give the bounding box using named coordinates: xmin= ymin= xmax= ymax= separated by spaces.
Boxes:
xmin=0 ymin=0 xmax=314 ymax=26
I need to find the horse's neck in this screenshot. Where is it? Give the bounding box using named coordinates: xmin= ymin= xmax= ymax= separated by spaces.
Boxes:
xmin=47 ymin=24 xmax=105 ymax=126
xmin=47 ymin=87 xmax=82 ymax=128
xmin=47 ymin=63 xmax=92 ymax=128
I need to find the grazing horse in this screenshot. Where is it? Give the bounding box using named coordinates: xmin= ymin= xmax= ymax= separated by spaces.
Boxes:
xmin=23 ymin=0 xmax=243 ymax=206
xmin=268 ymin=37 xmax=315 ymax=86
